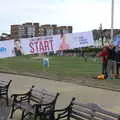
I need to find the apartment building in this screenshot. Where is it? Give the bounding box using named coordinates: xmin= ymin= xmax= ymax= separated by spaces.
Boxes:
xmin=57 ymin=26 xmax=72 ymax=34
xmin=23 ymin=23 xmax=35 ymax=38
xmin=11 ymin=25 xmax=25 ymax=39
xmin=11 ymin=23 xmax=38 ymax=39
xmin=39 ymin=24 xmax=72 ymax=36
xmin=11 ymin=23 xmax=73 ymax=39
xmin=39 ymin=24 xmax=57 ymax=36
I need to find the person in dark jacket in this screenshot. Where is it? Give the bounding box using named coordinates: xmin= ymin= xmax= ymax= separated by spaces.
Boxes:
xmin=107 ymin=45 xmax=116 ymax=79
xmin=115 ymin=46 xmax=120 ymax=78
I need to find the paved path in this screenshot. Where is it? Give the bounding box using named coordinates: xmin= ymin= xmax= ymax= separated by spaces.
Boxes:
xmin=0 ymin=99 xmax=10 ymax=120
xmin=0 ymin=73 xmax=120 ymax=119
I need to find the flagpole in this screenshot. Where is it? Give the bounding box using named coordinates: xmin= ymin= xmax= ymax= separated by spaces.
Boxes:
xmin=111 ymin=0 xmax=114 ymax=43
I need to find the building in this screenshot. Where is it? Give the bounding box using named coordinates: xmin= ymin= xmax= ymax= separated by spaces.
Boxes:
xmin=23 ymin=23 xmax=35 ymax=38
xmin=57 ymin=26 xmax=72 ymax=34
xmin=11 ymin=23 xmax=39 ymax=39
xmin=11 ymin=25 xmax=23 ymax=39
xmin=11 ymin=23 xmax=73 ymax=39
xmin=39 ymin=24 xmax=57 ymax=36
xmin=39 ymin=24 xmax=72 ymax=36
xmin=33 ymin=23 xmax=39 ymax=37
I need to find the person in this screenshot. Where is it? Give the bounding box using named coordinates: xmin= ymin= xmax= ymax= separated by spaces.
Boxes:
xmin=12 ymin=40 xmax=24 ymax=56
xmin=107 ymin=45 xmax=116 ymax=79
xmin=59 ymin=33 xmax=69 ymax=51
xmin=96 ymin=47 xmax=108 ymax=78
xmin=114 ymin=45 xmax=120 ymax=78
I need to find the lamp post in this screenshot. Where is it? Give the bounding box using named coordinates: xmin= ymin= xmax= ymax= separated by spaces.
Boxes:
xmin=111 ymin=0 xmax=114 ymax=42
xmin=99 ymin=23 xmax=104 ymax=46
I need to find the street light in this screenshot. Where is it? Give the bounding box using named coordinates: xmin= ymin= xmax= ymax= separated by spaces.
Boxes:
xmin=111 ymin=0 xmax=114 ymax=42
xmin=99 ymin=23 xmax=104 ymax=46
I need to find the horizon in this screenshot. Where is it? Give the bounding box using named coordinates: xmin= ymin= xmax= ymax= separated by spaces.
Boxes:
xmin=0 ymin=0 xmax=120 ymax=34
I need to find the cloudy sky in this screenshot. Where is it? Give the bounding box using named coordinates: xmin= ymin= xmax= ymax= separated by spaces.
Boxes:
xmin=0 ymin=0 xmax=120 ymax=34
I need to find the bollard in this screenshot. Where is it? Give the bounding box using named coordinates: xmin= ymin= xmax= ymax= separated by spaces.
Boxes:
xmin=43 ymin=57 xmax=49 ymax=68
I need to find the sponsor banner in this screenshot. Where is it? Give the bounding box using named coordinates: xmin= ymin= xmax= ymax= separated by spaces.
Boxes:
xmin=0 ymin=40 xmax=14 ymax=58
xmin=20 ymin=31 xmax=94 ymax=55
xmin=57 ymin=31 xmax=94 ymax=51
xmin=113 ymin=34 xmax=120 ymax=46
xmin=20 ymin=35 xmax=58 ymax=55
xmin=0 ymin=31 xmax=94 ymax=58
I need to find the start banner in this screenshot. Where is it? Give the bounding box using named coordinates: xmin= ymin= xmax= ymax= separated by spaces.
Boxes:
xmin=0 ymin=31 xmax=94 ymax=58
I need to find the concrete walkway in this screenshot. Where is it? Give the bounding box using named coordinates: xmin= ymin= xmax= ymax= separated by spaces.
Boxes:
xmin=0 ymin=73 xmax=120 ymax=119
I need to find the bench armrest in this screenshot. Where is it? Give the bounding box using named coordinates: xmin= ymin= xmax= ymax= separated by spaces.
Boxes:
xmin=11 ymin=92 xmax=30 ymax=103
xmin=11 ymin=92 xmax=29 ymax=97
xmin=0 ymin=80 xmax=12 ymax=87
xmin=54 ymin=107 xmax=69 ymax=120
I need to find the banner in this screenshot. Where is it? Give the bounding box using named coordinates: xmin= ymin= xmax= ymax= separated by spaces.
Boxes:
xmin=0 ymin=40 xmax=14 ymax=58
xmin=20 ymin=31 xmax=94 ymax=55
xmin=0 ymin=31 xmax=94 ymax=58
xmin=113 ymin=34 xmax=120 ymax=46
xmin=20 ymin=35 xmax=59 ymax=55
xmin=58 ymin=31 xmax=94 ymax=50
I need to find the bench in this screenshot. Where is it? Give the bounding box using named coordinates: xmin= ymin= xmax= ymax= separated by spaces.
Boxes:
xmin=0 ymin=79 xmax=12 ymax=106
xmin=55 ymin=98 xmax=120 ymax=120
xmin=10 ymin=86 xmax=60 ymax=120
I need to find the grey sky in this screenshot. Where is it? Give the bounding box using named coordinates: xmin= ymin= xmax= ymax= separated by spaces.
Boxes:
xmin=0 ymin=0 xmax=120 ymax=34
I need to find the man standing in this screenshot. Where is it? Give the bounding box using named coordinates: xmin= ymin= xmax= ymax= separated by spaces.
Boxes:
xmin=115 ymin=46 xmax=120 ymax=78
xmin=97 ymin=47 xmax=108 ymax=78
xmin=107 ymin=45 xmax=116 ymax=79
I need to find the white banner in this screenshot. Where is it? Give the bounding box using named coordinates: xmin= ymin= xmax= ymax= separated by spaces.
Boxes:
xmin=0 ymin=40 xmax=14 ymax=58
xmin=0 ymin=31 xmax=94 ymax=58
xmin=20 ymin=35 xmax=59 ymax=55
xmin=56 ymin=31 xmax=94 ymax=50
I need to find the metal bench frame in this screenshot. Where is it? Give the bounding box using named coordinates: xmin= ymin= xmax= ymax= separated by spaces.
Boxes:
xmin=0 ymin=80 xmax=12 ymax=106
xmin=55 ymin=98 xmax=120 ymax=120
xmin=10 ymin=86 xmax=59 ymax=120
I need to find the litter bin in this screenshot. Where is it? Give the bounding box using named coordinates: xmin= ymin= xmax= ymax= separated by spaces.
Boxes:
xmin=43 ymin=58 xmax=49 ymax=68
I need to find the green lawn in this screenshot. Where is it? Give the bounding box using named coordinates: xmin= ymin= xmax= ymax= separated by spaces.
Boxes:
xmin=0 ymin=55 xmax=101 ymax=77
xmin=0 ymin=55 xmax=120 ymax=90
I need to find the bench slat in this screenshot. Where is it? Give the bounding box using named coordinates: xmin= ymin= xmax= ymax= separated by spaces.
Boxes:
xmin=94 ymin=112 xmax=118 ymax=120
xmin=72 ymin=105 xmax=93 ymax=115
xmin=71 ymin=114 xmax=88 ymax=120
xmin=55 ymin=98 xmax=120 ymax=120
xmin=72 ymin=110 xmax=92 ymax=120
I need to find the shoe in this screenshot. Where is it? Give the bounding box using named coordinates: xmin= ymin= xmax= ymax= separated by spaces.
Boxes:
xmin=106 ymin=77 xmax=113 ymax=80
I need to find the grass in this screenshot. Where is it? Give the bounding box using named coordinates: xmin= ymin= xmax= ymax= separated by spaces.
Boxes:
xmin=0 ymin=55 xmax=101 ymax=77
xmin=0 ymin=55 xmax=120 ymax=91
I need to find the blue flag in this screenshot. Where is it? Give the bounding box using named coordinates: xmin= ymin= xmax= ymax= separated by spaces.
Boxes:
xmin=113 ymin=34 xmax=120 ymax=46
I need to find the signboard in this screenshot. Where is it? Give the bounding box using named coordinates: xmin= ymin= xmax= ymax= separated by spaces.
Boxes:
xmin=0 ymin=40 xmax=14 ymax=58
xmin=0 ymin=31 xmax=94 ymax=58
xmin=113 ymin=34 xmax=120 ymax=46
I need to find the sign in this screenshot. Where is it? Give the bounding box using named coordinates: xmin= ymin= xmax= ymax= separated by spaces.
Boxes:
xmin=0 ymin=40 xmax=14 ymax=58
xmin=20 ymin=35 xmax=58 ymax=55
xmin=0 ymin=31 xmax=94 ymax=58
xmin=113 ymin=34 xmax=120 ymax=46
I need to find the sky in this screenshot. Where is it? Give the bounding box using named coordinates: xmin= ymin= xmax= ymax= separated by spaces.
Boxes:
xmin=0 ymin=0 xmax=120 ymax=34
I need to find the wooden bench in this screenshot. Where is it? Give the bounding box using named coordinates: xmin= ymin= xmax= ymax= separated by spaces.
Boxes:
xmin=0 ymin=79 xmax=12 ymax=106
xmin=10 ymin=86 xmax=60 ymax=120
xmin=55 ymin=98 xmax=120 ymax=120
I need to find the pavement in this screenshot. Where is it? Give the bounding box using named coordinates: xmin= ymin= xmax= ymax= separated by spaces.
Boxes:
xmin=0 ymin=73 xmax=120 ymax=119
